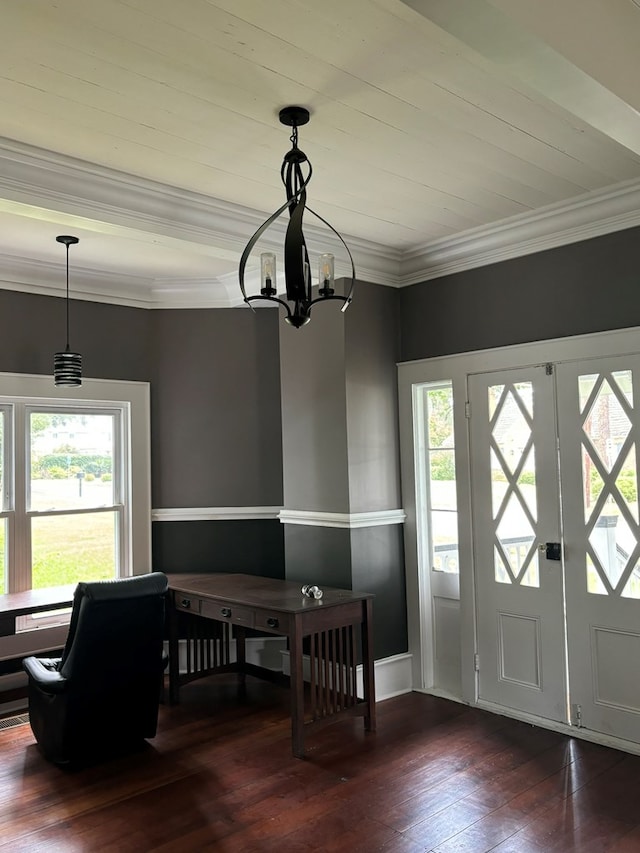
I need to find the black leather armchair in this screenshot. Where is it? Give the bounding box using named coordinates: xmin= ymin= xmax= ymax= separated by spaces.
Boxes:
xmin=23 ymin=572 xmax=169 ymax=765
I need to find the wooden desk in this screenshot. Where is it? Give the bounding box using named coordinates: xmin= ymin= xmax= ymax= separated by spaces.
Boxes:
xmin=166 ymin=573 xmax=375 ymax=758
xmin=0 ymin=585 xmax=76 ymax=637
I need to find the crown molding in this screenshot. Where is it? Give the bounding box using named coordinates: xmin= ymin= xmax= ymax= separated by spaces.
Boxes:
xmin=0 ymin=137 xmax=639 ymax=306
xmin=400 ymin=177 xmax=640 ymax=285
xmin=0 ymin=137 xmax=400 ymax=293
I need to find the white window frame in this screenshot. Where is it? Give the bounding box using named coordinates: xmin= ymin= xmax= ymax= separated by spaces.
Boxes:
xmin=0 ymin=373 xmax=150 ymax=656
xmin=23 ymin=404 xmax=127 ymax=592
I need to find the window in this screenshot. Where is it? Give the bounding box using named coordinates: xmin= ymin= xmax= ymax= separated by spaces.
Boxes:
xmin=415 ymin=381 xmax=459 ymax=576
xmin=27 ymin=408 xmax=122 ymax=591
xmin=0 ymin=374 xmax=150 ymax=608
xmin=0 ymin=406 xmax=8 ymax=594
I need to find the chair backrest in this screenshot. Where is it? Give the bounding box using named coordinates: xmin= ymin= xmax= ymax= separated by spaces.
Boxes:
xmin=59 ymin=573 xmax=168 ymax=688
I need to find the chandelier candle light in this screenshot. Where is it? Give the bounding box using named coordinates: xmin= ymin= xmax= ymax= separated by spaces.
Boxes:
xmin=53 ymin=235 xmax=82 ymax=387
xmin=239 ymin=106 xmax=355 ymax=328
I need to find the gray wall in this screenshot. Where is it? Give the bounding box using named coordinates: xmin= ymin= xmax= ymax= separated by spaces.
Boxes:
xmin=279 ymin=282 xmax=406 ymax=660
xmin=0 ymin=292 xmax=286 ymax=579
xmin=0 ymin=290 xmax=150 ymax=379
xmin=400 ymin=226 xmax=640 ymax=362
xmin=152 ymin=520 xmax=284 ymax=578
xmin=149 ymin=307 xmax=285 ymax=577
xmin=346 ymin=282 xmax=402 ymax=513
xmin=279 ymin=300 xmax=350 ymax=513
xmin=149 ymin=308 xmax=283 ymax=509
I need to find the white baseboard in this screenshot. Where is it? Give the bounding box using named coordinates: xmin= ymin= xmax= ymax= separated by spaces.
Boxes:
xmin=475 ymin=698 xmax=640 ymax=757
xmin=412 ymin=689 xmax=640 ymax=758
xmin=280 ymin=650 xmax=413 ymax=702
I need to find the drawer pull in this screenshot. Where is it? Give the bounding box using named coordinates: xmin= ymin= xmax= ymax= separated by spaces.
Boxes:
xmin=220 ymin=607 xmax=232 ymax=618
xmin=266 ymin=617 xmax=279 ymax=629
xmin=181 ymin=598 xmax=191 ymax=609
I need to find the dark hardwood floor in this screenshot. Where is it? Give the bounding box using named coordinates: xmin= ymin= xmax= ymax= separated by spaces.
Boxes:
xmin=1 ymin=677 xmax=640 ymax=852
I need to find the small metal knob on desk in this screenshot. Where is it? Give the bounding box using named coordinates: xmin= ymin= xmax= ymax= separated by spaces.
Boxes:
xmin=181 ymin=598 xmax=191 ymax=609
xmin=266 ymin=617 xmax=279 ymax=629
xmin=220 ymin=607 xmax=232 ymax=617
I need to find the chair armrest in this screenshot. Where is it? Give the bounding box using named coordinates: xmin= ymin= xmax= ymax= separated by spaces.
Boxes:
xmin=23 ymin=657 xmax=68 ymax=694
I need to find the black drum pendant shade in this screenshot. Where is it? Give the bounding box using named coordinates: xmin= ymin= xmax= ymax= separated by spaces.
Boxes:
xmin=54 ymin=235 xmax=82 ymax=387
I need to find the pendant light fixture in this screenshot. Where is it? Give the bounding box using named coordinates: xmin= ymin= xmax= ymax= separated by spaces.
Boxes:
xmin=54 ymin=235 xmax=82 ymax=387
xmin=239 ymin=106 xmax=355 ymax=328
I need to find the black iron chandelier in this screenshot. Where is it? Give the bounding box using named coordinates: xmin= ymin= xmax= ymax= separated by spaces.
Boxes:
xmin=53 ymin=235 xmax=82 ymax=387
xmin=239 ymin=106 xmax=355 ymax=328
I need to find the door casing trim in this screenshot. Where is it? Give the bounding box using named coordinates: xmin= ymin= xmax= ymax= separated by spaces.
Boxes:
xmin=399 ymin=324 xmax=640 ymax=707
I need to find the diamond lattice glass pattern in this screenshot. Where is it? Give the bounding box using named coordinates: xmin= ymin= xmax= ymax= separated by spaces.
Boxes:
xmin=489 ymin=382 xmax=539 ymax=587
xmin=582 ymin=446 xmax=605 ymax=523
xmin=518 ymin=448 xmax=537 ymax=522
xmin=621 ymin=565 xmax=640 ymax=599
xmin=496 ymin=494 xmax=536 ymax=579
xmin=494 ymin=545 xmax=512 ymax=585
xmin=578 ymin=374 xmax=598 ymax=416
xmin=583 ymin=378 xmax=631 ymax=474
xmin=581 ymin=370 xmax=640 ymax=598
xmin=586 ymin=554 xmax=608 ymax=595
xmin=589 ymin=511 xmax=629 ymax=590
xmin=520 ymin=554 xmax=540 ymax=588
xmin=492 ymin=385 xmax=533 ymax=476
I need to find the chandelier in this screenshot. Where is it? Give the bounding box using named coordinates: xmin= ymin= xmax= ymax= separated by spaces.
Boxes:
xmin=239 ymin=106 xmax=355 ymax=328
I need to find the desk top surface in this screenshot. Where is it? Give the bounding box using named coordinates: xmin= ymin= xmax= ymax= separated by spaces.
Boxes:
xmin=0 ymin=584 xmax=76 ymax=617
xmin=166 ymin=573 xmax=373 ymax=614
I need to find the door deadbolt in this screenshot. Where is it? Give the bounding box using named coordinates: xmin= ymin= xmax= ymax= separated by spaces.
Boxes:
xmin=539 ymin=542 xmax=562 ymax=561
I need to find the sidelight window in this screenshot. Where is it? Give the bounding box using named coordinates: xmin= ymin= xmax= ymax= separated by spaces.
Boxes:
xmin=415 ymin=381 xmax=459 ymax=576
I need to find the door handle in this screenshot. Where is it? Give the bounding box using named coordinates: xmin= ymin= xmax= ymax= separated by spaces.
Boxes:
xmin=539 ymin=542 xmax=562 ymax=561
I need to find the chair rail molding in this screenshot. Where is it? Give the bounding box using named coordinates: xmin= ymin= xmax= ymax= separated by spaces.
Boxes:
xmin=151 ymin=507 xmax=283 ymax=522
xmin=278 ymin=509 xmax=407 ymax=529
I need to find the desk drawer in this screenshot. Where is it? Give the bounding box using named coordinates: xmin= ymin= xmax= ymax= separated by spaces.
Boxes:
xmin=201 ymin=598 xmax=255 ymax=627
xmin=175 ymin=594 xmax=201 ymax=615
xmin=254 ymin=610 xmax=291 ymax=635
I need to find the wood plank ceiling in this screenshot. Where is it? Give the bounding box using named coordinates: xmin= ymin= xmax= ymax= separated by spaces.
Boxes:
xmin=0 ymin=0 xmax=639 ymax=305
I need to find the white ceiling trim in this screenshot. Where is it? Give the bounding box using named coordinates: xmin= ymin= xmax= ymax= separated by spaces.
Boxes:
xmin=0 ymin=138 xmax=639 ymax=306
xmin=400 ymin=176 xmax=640 ymax=284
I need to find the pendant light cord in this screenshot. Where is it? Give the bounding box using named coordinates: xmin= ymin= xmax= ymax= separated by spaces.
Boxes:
xmin=65 ymin=242 xmax=70 ymax=352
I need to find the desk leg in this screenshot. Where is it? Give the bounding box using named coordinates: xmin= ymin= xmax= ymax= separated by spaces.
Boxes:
xmin=168 ymin=601 xmax=180 ymax=705
xmin=290 ymin=617 xmax=305 ymax=758
xmin=235 ymin=625 xmax=246 ymax=682
xmin=362 ymin=598 xmax=376 ymax=732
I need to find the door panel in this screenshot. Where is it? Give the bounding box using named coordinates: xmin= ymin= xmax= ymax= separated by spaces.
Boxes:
xmin=470 ymin=367 xmax=567 ymax=722
xmin=557 ymin=356 xmax=640 ymax=742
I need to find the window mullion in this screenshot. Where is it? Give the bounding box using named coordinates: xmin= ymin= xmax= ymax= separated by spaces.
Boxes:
xmin=12 ymin=402 xmax=30 ymax=592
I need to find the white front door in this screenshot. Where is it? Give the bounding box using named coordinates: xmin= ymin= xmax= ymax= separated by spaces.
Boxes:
xmin=469 ymin=367 xmax=567 ymax=722
xmin=557 ymin=356 xmax=640 ymax=743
